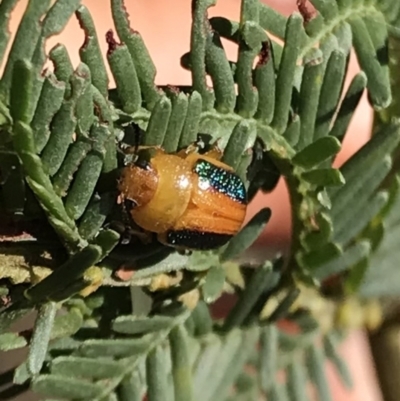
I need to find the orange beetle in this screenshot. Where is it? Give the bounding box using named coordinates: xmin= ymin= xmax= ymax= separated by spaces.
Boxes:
xmin=118 ymin=143 xmax=247 ymax=250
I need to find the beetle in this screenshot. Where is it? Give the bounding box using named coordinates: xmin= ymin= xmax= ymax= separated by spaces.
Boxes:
xmin=117 ymin=141 xmax=248 ymax=251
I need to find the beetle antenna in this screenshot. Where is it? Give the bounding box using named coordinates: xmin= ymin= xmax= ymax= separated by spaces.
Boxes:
xmin=133 ymin=123 xmax=141 ymax=155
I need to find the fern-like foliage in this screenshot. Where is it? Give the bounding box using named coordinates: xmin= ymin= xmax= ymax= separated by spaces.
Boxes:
xmin=0 ymin=0 xmax=399 ymax=400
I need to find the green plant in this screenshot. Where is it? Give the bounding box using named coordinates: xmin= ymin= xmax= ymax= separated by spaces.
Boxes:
xmin=0 ymin=0 xmax=399 ymax=400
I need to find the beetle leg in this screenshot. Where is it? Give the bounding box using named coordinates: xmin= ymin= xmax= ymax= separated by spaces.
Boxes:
xmin=126 ymin=227 xmax=153 ymax=244
xmin=175 ymin=143 xmax=199 ymax=158
xmin=121 ymin=145 xmax=165 ymax=168
xmin=176 ymin=139 xmax=223 ymax=159
xmin=198 ymin=136 xmax=224 ymax=160
xmin=122 ymin=145 xmax=165 ymax=155
xmin=202 ymin=144 xmax=223 ymax=160
xmin=176 ymin=133 xmax=215 ymax=158
xmin=111 ymin=196 xmax=152 ymax=245
xmin=115 ymin=222 xmax=153 ymax=244
xmin=110 ymin=219 xmax=154 ymax=245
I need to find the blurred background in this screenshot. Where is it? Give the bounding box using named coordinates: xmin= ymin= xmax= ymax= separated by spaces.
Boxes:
xmin=0 ymin=1 xmax=379 ymax=400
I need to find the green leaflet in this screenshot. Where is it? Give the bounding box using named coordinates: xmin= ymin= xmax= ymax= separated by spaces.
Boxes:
xmin=314 ymin=241 xmax=371 ymax=281
xmin=143 ymin=95 xmax=172 ymax=146
xmin=49 ymin=43 xmax=74 ymax=95
xmin=301 ymin=168 xmax=345 ymax=187
xmin=313 ymin=50 xmax=346 ymax=141
xmin=108 ymin=42 xmax=141 ymax=114
xmin=361 ymin=176 xmax=400 ymax=297
xmin=0 ymin=0 xmax=20 ymax=66
xmin=206 ymin=30 xmax=236 ymax=114
xmin=0 ymin=332 xmax=27 ymax=351
xmin=169 ymin=325 xmax=194 ymax=401
xmin=32 ymin=72 xmax=66 ymax=152
xmin=298 ymin=242 xmax=342 ymax=270
xmin=189 ymin=0 xmax=216 ymax=110
xmin=32 ymin=375 xmax=104 ymax=399
xmin=111 ymin=0 xmax=159 ymax=109
xmin=259 ymin=325 xmax=278 ymax=392
xmin=292 ymin=136 xmax=341 ymax=169
xmin=323 ymin=333 xmax=353 ymax=389
xmin=305 ymin=345 xmax=333 ymax=401
xmin=79 ymin=336 xmax=157 ymax=359
xmin=219 ymin=208 xmax=271 ymax=262
xmin=222 ymin=262 xmax=274 ymax=331
xmin=0 ymin=0 xmax=50 ymax=100
xmin=51 ymin=357 xmax=125 ymax=379
xmin=350 ymin=15 xmax=391 ymax=108
xmin=271 ymin=14 xmax=303 ymax=134
xmin=201 ymin=266 xmax=226 ymax=303
xmin=330 ymin=72 xmax=367 ymax=142
xmin=287 ymin=362 xmax=310 ymax=401
xmin=24 ymin=245 xmax=102 ymax=302
xmin=163 ymin=90 xmax=189 ymax=152
xmin=118 ymin=372 xmax=143 ymax=401
xmin=28 ymin=302 xmax=57 ymax=375
xmin=297 ymin=56 xmax=324 ymax=149
xmin=64 ymin=125 xmax=110 ymax=220
xmin=113 ymin=315 xmax=177 ymax=335
xmin=77 ymin=5 xmax=109 ymax=97
xmin=222 ymin=119 xmax=254 ymax=169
